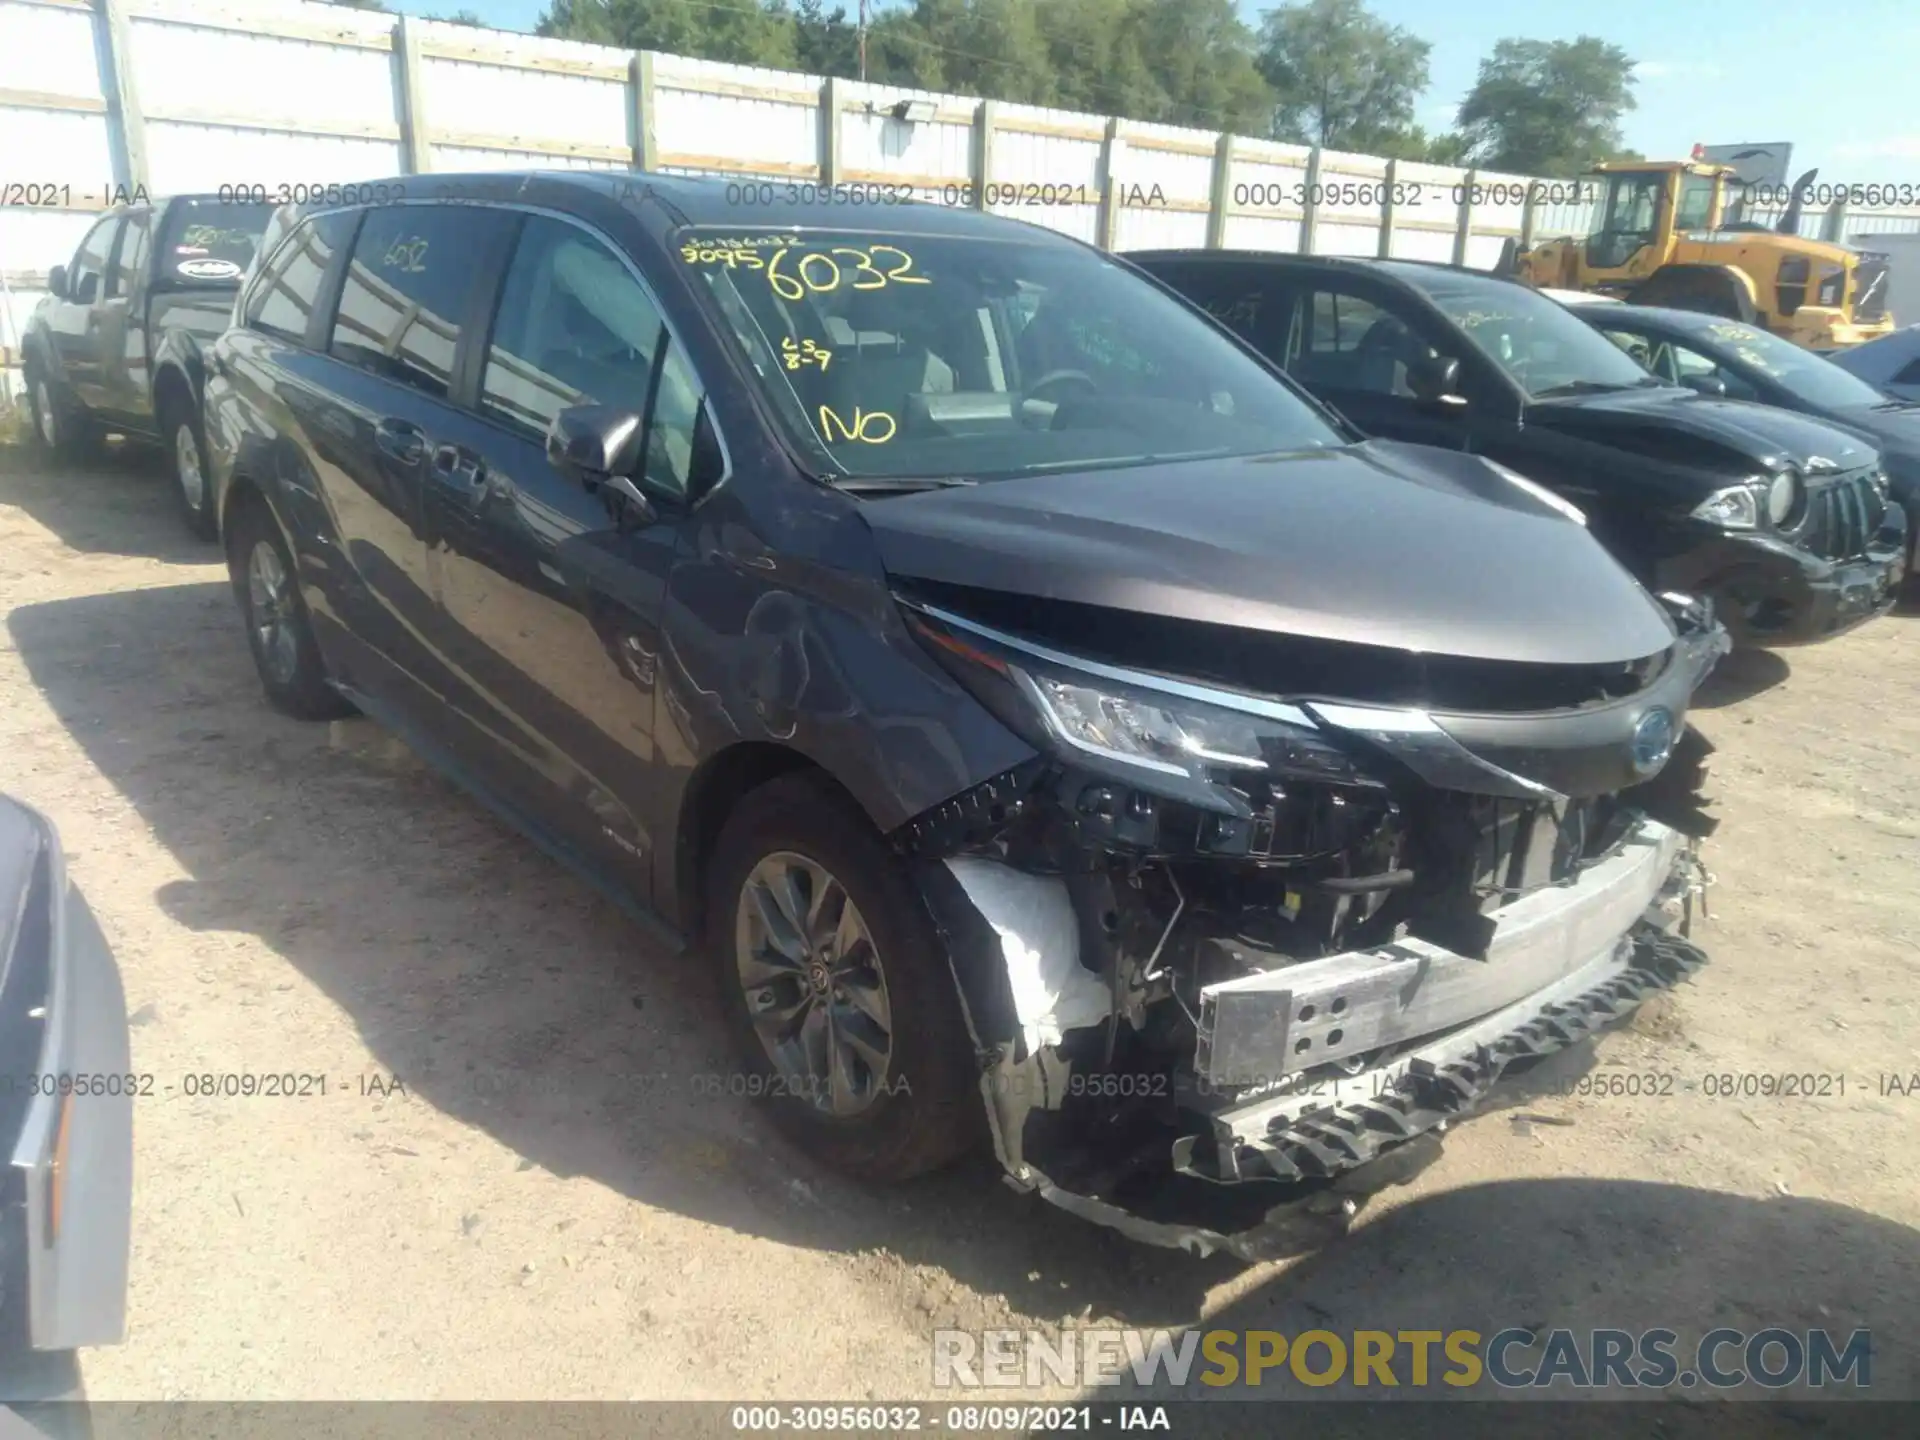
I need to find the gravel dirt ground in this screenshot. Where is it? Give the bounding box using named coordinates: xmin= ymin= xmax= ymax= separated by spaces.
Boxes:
xmin=1 ymin=437 xmax=1916 ymax=1405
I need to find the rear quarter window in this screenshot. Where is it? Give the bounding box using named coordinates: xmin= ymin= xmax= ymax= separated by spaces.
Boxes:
xmin=247 ymin=211 xmax=358 ymax=345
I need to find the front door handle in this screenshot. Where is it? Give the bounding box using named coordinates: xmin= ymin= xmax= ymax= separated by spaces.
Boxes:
xmin=374 ymin=417 xmax=427 ymax=465
xmin=432 ymin=443 xmax=486 ymax=490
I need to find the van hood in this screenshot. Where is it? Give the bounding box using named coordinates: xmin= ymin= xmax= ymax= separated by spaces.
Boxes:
xmin=862 ymin=439 xmax=1676 ymax=667
xmin=1526 ymin=387 xmax=1877 ymax=474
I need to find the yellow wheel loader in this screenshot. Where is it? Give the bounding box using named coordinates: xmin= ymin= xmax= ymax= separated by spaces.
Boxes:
xmin=1509 ymin=160 xmax=1895 ymax=350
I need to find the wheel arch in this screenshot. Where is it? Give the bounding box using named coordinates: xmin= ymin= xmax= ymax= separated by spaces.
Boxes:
xmin=218 ymin=469 xmax=277 ymax=550
xmin=150 ymin=359 xmax=197 ymax=425
xmin=669 ymin=741 xmax=845 ymax=940
xmin=1628 ymin=263 xmax=1761 ymax=324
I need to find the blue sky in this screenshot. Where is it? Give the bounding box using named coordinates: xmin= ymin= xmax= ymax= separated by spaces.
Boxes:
xmin=407 ymin=0 xmax=1920 ymax=183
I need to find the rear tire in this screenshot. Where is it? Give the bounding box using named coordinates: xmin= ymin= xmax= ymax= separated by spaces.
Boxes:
xmin=225 ymin=497 xmax=354 ymax=721
xmin=163 ymin=392 xmax=217 ymax=541
xmin=705 ymin=772 xmax=979 ymax=1183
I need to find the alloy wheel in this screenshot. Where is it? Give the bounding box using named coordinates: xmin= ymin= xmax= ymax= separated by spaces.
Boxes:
xmin=33 ymin=380 xmax=56 ymax=448
xmin=174 ymin=421 xmax=205 ymax=514
xmin=733 ymin=851 xmax=894 ymax=1117
xmin=246 ymin=539 xmax=299 ymax=685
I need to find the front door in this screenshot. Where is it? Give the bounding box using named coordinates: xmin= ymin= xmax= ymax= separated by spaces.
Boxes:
xmin=1581 ymin=172 xmax=1671 ymax=287
xmin=98 ymin=207 xmax=152 ymax=426
xmin=47 ymin=216 xmax=122 ymax=409
xmin=426 ymin=211 xmax=707 ymax=891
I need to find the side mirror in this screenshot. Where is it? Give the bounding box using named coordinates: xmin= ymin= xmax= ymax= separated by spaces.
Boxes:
xmin=47 ymin=265 xmax=67 ymax=300
xmin=1681 ymin=373 xmax=1727 ymax=397
xmin=547 ymin=404 xmax=654 ymax=524
xmin=1408 ymin=354 xmax=1463 ymax=404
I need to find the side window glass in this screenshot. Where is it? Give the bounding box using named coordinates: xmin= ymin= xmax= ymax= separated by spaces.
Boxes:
xmin=1674 ymin=175 xmax=1715 ymax=231
xmin=106 ymin=212 xmax=149 ymax=299
xmin=69 ymin=218 xmax=120 ymax=303
xmin=1599 ymin=327 xmax=1656 ymax=370
xmin=1642 ymin=339 xmax=1682 ymax=384
xmin=330 ymin=206 xmax=485 ymax=398
xmin=1152 ymin=265 xmax=1272 ymax=351
xmin=481 ymin=215 xmax=665 ymax=440
xmin=1673 ymin=342 xmax=1760 ymax=401
xmin=248 ymin=211 xmax=356 ymax=346
xmin=1891 ymin=359 xmax=1920 ymax=387
xmin=642 ymin=344 xmax=704 ymax=497
xmin=1293 ymin=287 xmax=1444 ymax=397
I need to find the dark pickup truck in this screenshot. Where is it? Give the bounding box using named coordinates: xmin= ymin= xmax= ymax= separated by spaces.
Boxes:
xmin=22 ymin=194 xmax=275 ymax=538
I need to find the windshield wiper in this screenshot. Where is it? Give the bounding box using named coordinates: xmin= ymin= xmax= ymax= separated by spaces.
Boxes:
xmin=829 ymin=475 xmax=980 ymax=494
xmin=1531 ymin=380 xmax=1644 ymax=398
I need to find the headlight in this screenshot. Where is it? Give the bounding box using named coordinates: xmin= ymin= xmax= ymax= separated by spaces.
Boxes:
xmin=1691 ymin=484 xmax=1760 ymax=529
xmin=1766 ymin=471 xmax=1799 ymax=525
xmin=904 ymin=604 xmax=1381 ymax=814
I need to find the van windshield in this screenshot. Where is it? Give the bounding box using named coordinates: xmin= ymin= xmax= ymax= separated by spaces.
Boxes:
xmin=680 ymin=226 xmax=1345 ymax=482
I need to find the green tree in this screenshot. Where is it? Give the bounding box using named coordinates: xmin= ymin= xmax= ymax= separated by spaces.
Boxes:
xmin=790 ymin=0 xmax=860 ymax=78
xmin=429 ymin=8 xmax=486 ymax=22
xmin=536 ymin=0 xmax=797 ymax=68
xmin=1256 ymin=0 xmax=1429 ymax=152
xmin=1372 ymin=124 xmax=1471 ymax=167
xmin=1455 ymin=36 xmax=1638 ymax=176
xmin=861 ymin=0 xmax=1268 ymax=132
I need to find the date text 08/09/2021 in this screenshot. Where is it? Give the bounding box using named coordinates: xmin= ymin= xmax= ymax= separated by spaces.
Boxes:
xmin=8 ymin=1068 xmax=1920 ymax=1101
xmin=729 ymin=1405 xmax=1163 ymax=1433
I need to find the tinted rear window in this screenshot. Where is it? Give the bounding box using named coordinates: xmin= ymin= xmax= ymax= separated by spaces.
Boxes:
xmin=156 ymin=199 xmax=276 ymax=285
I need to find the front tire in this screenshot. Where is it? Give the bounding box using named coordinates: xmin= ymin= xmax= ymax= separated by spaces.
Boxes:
xmin=225 ymin=499 xmax=353 ymax=720
xmin=706 ymin=772 xmax=979 ymax=1183
xmin=163 ymin=395 xmax=217 ymax=541
xmin=24 ymin=365 xmax=95 ymax=463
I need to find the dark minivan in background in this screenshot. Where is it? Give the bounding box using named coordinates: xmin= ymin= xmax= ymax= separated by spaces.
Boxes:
xmin=202 ymin=173 xmax=1721 ymax=1259
xmin=21 ymin=194 xmax=276 ymax=537
xmin=1132 ymin=251 xmax=1907 ymax=646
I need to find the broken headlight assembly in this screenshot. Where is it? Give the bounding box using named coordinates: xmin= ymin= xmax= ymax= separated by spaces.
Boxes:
xmin=902 ymin=601 xmax=1384 ymax=818
xmin=1691 ymin=470 xmax=1799 ymax=530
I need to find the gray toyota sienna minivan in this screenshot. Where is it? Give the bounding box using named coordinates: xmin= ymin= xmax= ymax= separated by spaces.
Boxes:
xmin=203 ymin=172 xmax=1723 ymax=1259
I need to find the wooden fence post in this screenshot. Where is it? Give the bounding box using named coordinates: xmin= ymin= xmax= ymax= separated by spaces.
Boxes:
xmin=1095 ymin=118 xmax=1121 ymax=250
xmin=395 ymin=15 xmax=432 ymax=174
xmin=1298 ymin=146 xmax=1322 ymax=254
xmin=1377 ymin=158 xmax=1399 ymax=258
xmin=1205 ymin=133 xmax=1233 ymax=249
xmin=629 ymin=52 xmax=658 ymax=172
xmin=97 ymin=0 xmax=148 ymax=193
xmin=1452 ymin=168 xmax=1477 ymax=266
xmin=819 ymin=76 xmax=842 ymax=186
xmin=971 ymin=100 xmax=996 ymax=208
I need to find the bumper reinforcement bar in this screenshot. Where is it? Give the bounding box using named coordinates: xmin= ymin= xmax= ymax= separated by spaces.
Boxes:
xmin=1175 ymin=924 xmax=1709 ymax=1186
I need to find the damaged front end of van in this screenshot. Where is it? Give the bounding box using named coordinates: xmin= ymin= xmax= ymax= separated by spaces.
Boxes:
xmin=870 ymin=448 xmax=1727 ymax=1262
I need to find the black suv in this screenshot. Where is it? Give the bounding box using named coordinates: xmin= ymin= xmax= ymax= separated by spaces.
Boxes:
xmin=1131 ymin=251 xmax=1908 ymax=646
xmin=1565 ymin=302 xmax=1920 ymax=587
xmin=204 ymin=173 xmax=1722 ymax=1259
xmin=21 ymin=194 xmax=276 ymax=536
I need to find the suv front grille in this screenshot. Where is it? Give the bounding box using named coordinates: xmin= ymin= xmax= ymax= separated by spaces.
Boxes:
xmin=1799 ymin=472 xmax=1882 ymax=560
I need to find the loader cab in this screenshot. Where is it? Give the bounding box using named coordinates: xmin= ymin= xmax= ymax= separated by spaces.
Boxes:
xmin=1583 ymin=164 xmax=1724 ymax=279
